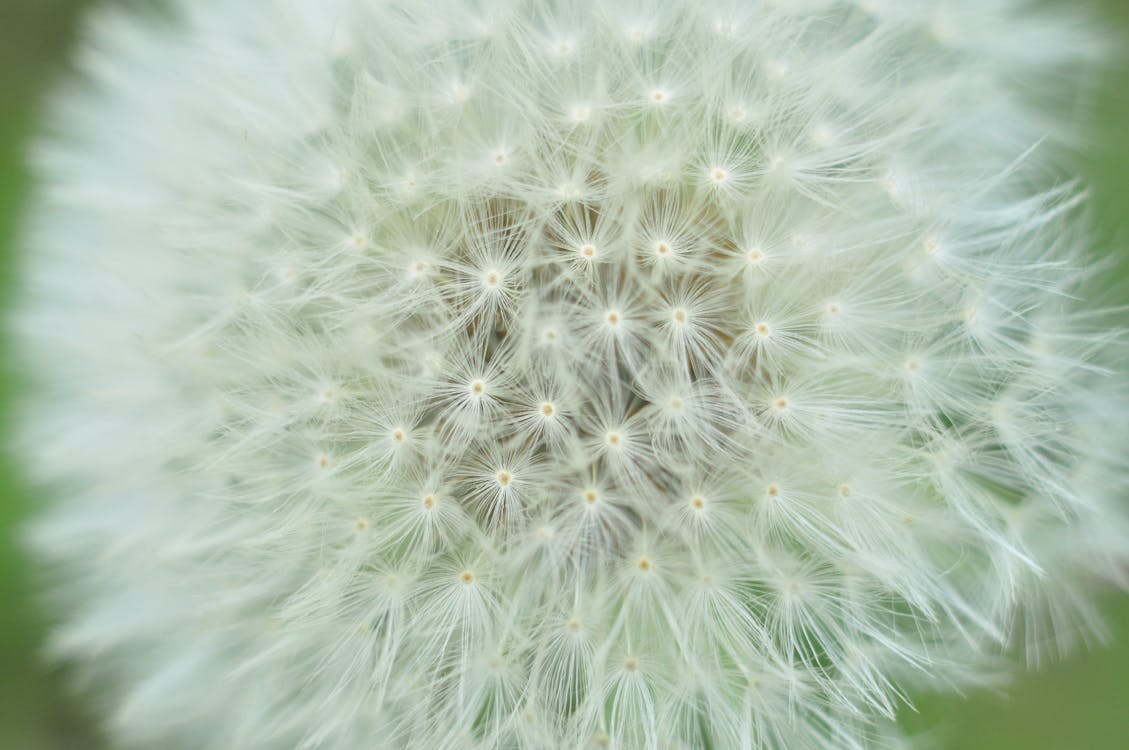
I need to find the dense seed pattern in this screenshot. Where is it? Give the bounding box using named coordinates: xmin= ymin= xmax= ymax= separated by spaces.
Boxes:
xmin=17 ymin=1 xmax=1129 ymax=749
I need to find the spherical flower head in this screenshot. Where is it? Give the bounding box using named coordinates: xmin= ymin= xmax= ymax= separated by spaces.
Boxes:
xmin=13 ymin=1 xmax=1129 ymax=748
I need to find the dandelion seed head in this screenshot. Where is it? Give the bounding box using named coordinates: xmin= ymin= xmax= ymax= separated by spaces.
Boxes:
xmin=14 ymin=1 xmax=1129 ymax=748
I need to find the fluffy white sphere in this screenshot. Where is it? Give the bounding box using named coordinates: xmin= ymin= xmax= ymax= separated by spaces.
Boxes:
xmin=15 ymin=1 xmax=1129 ymax=748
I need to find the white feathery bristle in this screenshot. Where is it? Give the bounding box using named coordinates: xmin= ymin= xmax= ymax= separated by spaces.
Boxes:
xmin=12 ymin=0 xmax=1129 ymax=748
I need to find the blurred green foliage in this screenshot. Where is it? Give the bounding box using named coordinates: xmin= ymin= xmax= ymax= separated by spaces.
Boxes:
xmin=0 ymin=1 xmax=1126 ymax=748
xmin=2 ymin=5 xmax=107 ymax=748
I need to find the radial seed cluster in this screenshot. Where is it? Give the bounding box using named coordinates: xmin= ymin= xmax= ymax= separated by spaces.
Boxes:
xmin=16 ymin=1 xmax=1129 ymax=749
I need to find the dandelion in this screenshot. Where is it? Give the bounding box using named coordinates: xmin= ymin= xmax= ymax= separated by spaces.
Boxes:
xmin=13 ymin=1 xmax=1129 ymax=749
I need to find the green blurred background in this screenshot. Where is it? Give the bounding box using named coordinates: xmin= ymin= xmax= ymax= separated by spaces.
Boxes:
xmin=1 ymin=1 xmax=1127 ymax=748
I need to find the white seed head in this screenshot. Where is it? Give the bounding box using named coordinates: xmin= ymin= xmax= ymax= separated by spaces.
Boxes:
xmin=14 ymin=2 xmax=1129 ymax=749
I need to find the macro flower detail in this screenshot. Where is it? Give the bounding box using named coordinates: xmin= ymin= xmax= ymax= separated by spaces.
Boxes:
xmin=14 ymin=1 xmax=1129 ymax=749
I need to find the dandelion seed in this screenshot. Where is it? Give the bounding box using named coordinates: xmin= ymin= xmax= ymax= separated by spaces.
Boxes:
xmin=15 ymin=2 xmax=1128 ymax=749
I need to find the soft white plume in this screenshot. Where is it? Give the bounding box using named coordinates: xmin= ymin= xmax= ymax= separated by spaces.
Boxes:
xmin=13 ymin=1 xmax=1129 ymax=748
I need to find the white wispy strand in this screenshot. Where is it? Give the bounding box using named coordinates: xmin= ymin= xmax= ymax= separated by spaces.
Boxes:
xmin=13 ymin=0 xmax=1129 ymax=748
